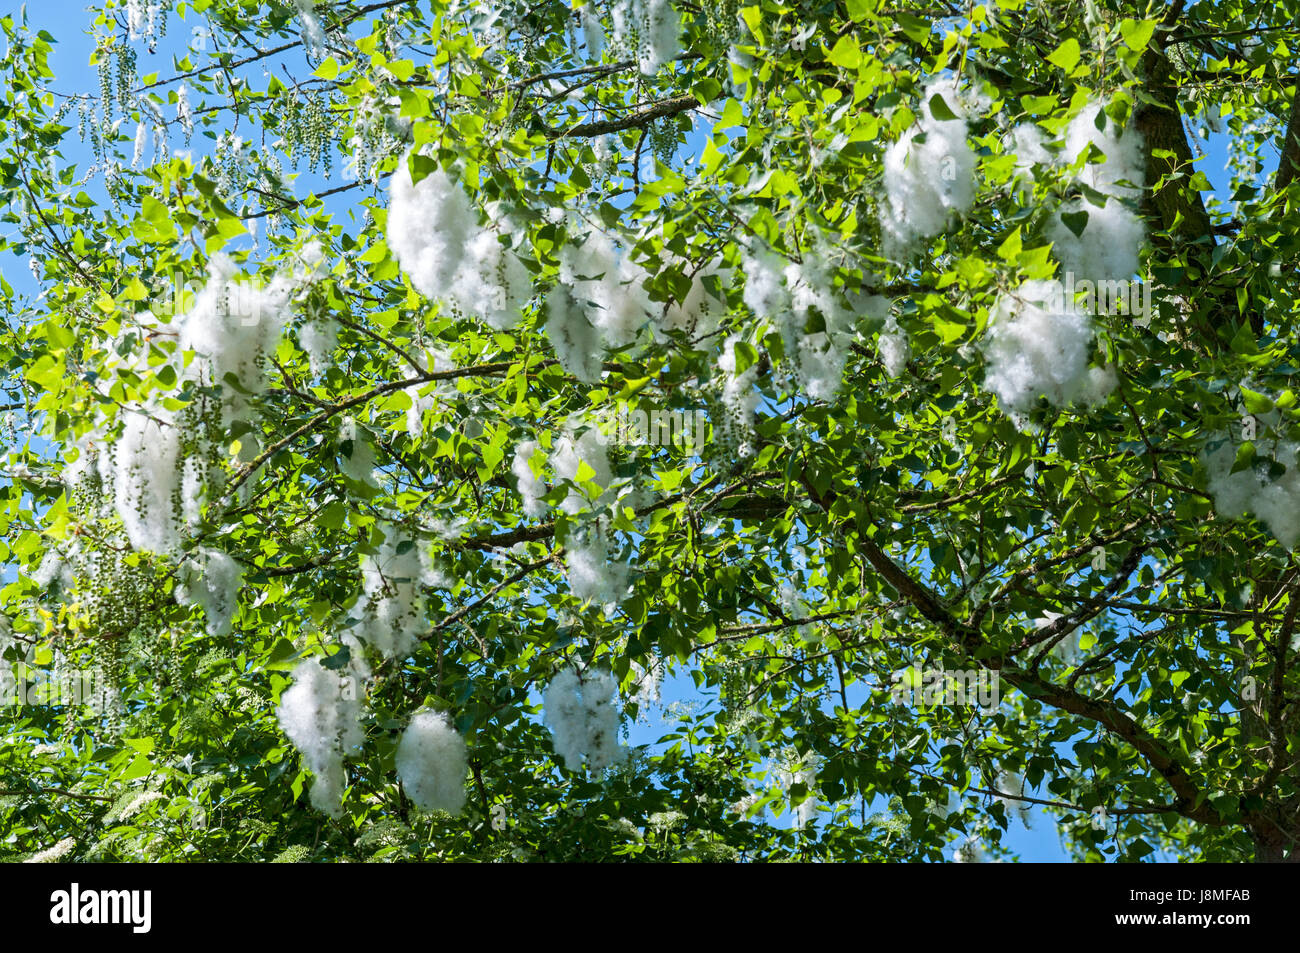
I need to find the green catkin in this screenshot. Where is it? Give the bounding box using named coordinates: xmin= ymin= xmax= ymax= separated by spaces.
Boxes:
xmin=284 ymin=91 xmax=300 ymax=167
xmin=98 ymin=45 xmax=113 ymax=121
xmin=306 ymin=93 xmax=327 ymax=174
xmin=114 ymin=43 xmax=137 ymax=114
xmin=649 ymin=120 xmax=675 ymax=167
xmin=703 ymin=0 xmax=740 ymax=45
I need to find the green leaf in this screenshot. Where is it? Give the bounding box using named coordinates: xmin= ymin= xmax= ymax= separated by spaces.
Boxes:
xmin=996 ymin=226 xmax=1022 ymax=261
xmin=121 ymin=753 xmax=154 ymax=782
xmin=927 ymin=92 xmax=958 ymax=121
xmin=1230 ymin=441 xmax=1256 ymax=475
xmin=265 ymin=638 xmax=302 ymax=671
xmin=1240 ymin=387 xmax=1274 ymax=415
xmin=894 ymin=12 xmax=931 ymax=44
xmin=1047 ymin=38 xmax=1081 ymax=72
xmin=845 ymin=0 xmax=875 ymax=22
xmin=1059 ymin=209 xmax=1089 ymax=238
xmin=1019 ymin=95 xmax=1057 ymax=115
xmin=731 ymin=339 xmax=759 ymax=374
xmin=827 ymin=36 xmax=862 ymax=70
xmin=1119 ymin=19 xmax=1156 ymax=52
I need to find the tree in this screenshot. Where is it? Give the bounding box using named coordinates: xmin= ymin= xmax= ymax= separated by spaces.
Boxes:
xmin=1 ymin=0 xmax=1298 ymax=863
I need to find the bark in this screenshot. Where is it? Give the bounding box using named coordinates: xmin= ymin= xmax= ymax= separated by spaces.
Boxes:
xmin=1275 ymin=71 xmax=1300 ymax=193
xmin=1134 ymin=60 xmax=1215 ymax=248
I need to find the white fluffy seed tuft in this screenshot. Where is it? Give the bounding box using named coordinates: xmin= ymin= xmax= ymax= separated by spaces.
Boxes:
xmin=981 ymin=279 xmax=1116 ymax=428
xmin=879 ymin=80 xmax=983 ymax=257
xmin=395 ymin=710 xmax=468 ymax=814
xmin=353 ymin=525 xmax=428 ymax=660
xmin=511 ymin=440 xmax=549 ymax=518
xmin=175 ymin=548 xmax=243 ymax=636
xmin=277 ymin=642 xmax=370 ymax=818
xmin=387 ymin=155 xmax=528 ymax=329
xmin=1203 ymin=435 xmax=1300 ymax=550
xmin=565 ymin=528 xmax=630 ymax=606
xmin=551 ymin=427 xmax=612 ymax=515
xmin=543 ymin=667 xmax=623 ymax=772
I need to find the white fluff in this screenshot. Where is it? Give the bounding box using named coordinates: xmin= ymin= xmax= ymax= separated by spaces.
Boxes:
xmin=608 ymin=0 xmax=680 ymax=75
xmin=63 ymin=435 xmax=113 ymax=496
xmin=511 ymin=440 xmax=549 ymax=518
xmin=178 ymin=253 xmax=293 ymax=430
xmin=743 ymin=246 xmax=852 ymax=398
xmin=581 ymin=6 xmax=605 ymax=56
xmin=879 ymin=79 xmax=982 ymax=257
xmin=1047 ymin=195 xmax=1145 ymax=285
xmin=1204 ymin=436 xmax=1300 ymax=550
xmin=125 ymin=0 xmax=146 ymax=39
xmin=427 ymin=515 xmax=468 ymax=542
xmin=637 ymin=0 xmax=682 ymax=75
xmin=1062 ymin=103 xmax=1145 ymax=197
xmin=545 ymin=286 xmax=604 ymax=383
xmin=741 ymin=247 xmax=790 ymax=320
xmin=132 ymin=123 xmax=148 ymax=168
xmin=981 ymin=279 xmax=1115 ymax=428
xmin=717 ymin=333 xmax=760 ymax=456
xmin=114 ymin=414 xmax=182 ymax=554
xmin=176 ymin=85 xmax=193 ymax=139
xmin=629 ymin=656 xmax=663 ymax=709
xmin=994 ymin=769 xmax=1034 ymax=827
xmin=277 ymin=641 xmax=370 ymax=818
xmin=180 ymin=453 xmax=215 ymax=529
xmin=781 ymin=250 xmax=857 ymax=400
xmin=34 ymin=547 xmax=76 ymax=594
xmin=777 ymin=751 xmax=820 ymax=830
xmin=87 ymin=253 xmax=308 ymax=555
xmin=299 ymin=319 xmax=337 ymax=377
xmin=551 ymin=427 xmax=611 ymax=515
xmin=395 ymin=710 xmax=467 ymax=814
xmin=566 ymin=528 xmax=630 ymax=606
xmin=353 ymin=525 xmax=428 ymax=659
xmin=405 ymin=349 xmax=456 ymax=437
xmin=558 ymin=229 xmax=652 ymax=348
xmin=878 ymin=314 xmax=910 ymax=378
xmin=293 ymin=0 xmax=327 ymax=59
xmin=387 ymin=155 xmax=528 ymax=329
xmin=656 ymin=259 xmax=729 ymax=339
xmin=404 ymin=385 xmax=437 ymax=439
xmin=1009 ymin=123 xmax=1052 ymax=174
xmin=346 ymin=93 xmax=410 ymax=184
xmin=1047 ymin=103 xmax=1146 ymax=282
xmin=175 ymin=547 xmax=243 ymax=636
xmin=543 ymin=667 xmax=623 ymax=772
xmin=338 ymin=416 xmax=377 ymax=485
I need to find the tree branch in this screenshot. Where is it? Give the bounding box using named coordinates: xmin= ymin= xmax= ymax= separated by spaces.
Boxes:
xmin=546 ymin=94 xmax=698 ymax=139
xmin=1274 ymin=69 xmax=1300 ymax=193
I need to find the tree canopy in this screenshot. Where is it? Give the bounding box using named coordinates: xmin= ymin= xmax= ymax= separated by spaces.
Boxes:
xmin=2 ymin=0 xmax=1300 ymax=863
